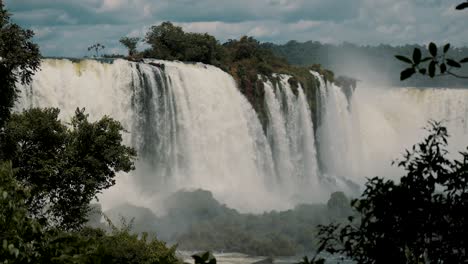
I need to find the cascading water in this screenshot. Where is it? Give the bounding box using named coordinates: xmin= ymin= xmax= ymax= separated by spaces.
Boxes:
xmin=17 ymin=59 xmax=468 ymax=213
xmin=314 ymin=71 xmax=468 ymax=187
xmin=16 ymin=58 xmax=321 ymax=213
xmin=263 ymin=74 xmax=321 ymax=199
xmin=312 ymin=72 xmax=365 ymax=189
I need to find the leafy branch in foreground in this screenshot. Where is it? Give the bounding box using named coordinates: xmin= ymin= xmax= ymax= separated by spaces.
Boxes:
xmin=309 ymin=121 xmax=468 ymax=263
xmin=1 ymin=107 xmax=137 ymax=230
xmin=456 ymin=1 xmax=468 ymax=10
xmin=191 ymin=251 xmax=216 ymax=264
xmin=0 ymin=1 xmax=41 ymax=128
xmin=396 ymin=2 xmax=468 ymax=81
xmin=396 ymin=43 xmax=468 ymax=80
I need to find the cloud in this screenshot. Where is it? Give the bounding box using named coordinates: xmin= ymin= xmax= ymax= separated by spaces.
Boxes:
xmin=4 ymin=0 xmax=468 ymax=57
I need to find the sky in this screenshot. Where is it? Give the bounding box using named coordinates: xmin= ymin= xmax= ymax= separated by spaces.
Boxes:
xmin=4 ymin=0 xmax=468 ymax=57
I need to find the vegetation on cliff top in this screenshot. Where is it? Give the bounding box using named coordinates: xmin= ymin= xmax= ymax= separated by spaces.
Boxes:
xmin=120 ymin=21 xmax=336 ymax=129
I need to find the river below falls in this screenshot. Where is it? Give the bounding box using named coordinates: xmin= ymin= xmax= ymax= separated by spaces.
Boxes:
xmin=179 ymin=252 xmax=353 ymax=264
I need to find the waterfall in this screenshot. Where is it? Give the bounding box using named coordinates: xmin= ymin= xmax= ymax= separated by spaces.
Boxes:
xmin=263 ymin=74 xmax=321 ymax=200
xmin=314 ymin=71 xmax=468 ymax=187
xmin=19 ymin=59 xmax=468 ymax=212
xmin=16 ymin=58 xmax=322 ymax=212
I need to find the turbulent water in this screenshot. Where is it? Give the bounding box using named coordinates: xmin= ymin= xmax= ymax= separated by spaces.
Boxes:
xmin=16 ymin=59 xmax=320 ymax=212
xmin=16 ymin=58 xmax=468 ymax=212
xmin=314 ymin=73 xmax=468 ymax=185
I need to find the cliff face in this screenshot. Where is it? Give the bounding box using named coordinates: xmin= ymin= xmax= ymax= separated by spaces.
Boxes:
xmin=228 ymin=64 xmax=333 ymax=132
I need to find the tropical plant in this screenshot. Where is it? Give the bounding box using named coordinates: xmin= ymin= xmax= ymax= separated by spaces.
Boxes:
xmin=191 ymin=252 xmax=216 ymax=264
xmin=0 ymin=1 xmax=41 ymax=128
xmin=310 ymin=121 xmax=468 ymax=263
xmin=396 ymin=2 xmax=468 ymax=80
xmin=87 ymin=43 xmax=105 ymax=57
xmin=120 ymin=37 xmax=140 ymax=57
xmin=1 ymin=107 xmax=137 ymax=230
xmin=0 ymin=161 xmax=44 ymax=263
xmin=396 ymin=42 xmax=468 ymax=80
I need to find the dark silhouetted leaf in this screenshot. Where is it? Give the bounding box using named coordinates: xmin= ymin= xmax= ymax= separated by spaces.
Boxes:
xmin=413 ymin=48 xmax=422 ymax=64
xmin=460 ymin=57 xmax=468 ymax=63
xmin=421 ymin=57 xmax=432 ymax=63
xmin=419 ymin=68 xmax=427 ymax=75
xmin=443 ymin=43 xmax=450 ymax=53
xmin=456 ymin=2 xmax=468 ymax=9
xmin=429 ymin=61 xmax=436 ymax=77
xmin=400 ymin=68 xmax=415 ymax=80
xmin=440 ymin=63 xmax=447 ymax=73
xmin=429 ymin=42 xmax=437 ymax=57
xmin=447 ymin=59 xmax=461 ymax=68
xmin=395 ymin=55 xmax=413 ymax=64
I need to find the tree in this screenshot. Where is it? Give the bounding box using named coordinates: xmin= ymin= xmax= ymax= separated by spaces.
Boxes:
xmin=119 ymin=37 xmax=140 ymax=57
xmin=312 ymin=121 xmax=468 ymax=263
xmin=145 ymin=22 xmax=186 ymax=61
xmin=144 ymin=21 xmax=223 ymax=64
xmin=1 ymin=108 xmax=137 ymax=230
xmin=0 ymin=161 xmax=44 ymax=263
xmin=0 ymin=1 xmax=41 ymax=128
xmin=87 ymin=43 xmax=105 ymax=58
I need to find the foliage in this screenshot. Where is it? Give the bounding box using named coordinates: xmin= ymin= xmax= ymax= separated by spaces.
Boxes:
xmin=396 ymin=42 xmax=468 ymax=80
xmin=264 ymin=41 xmax=468 ymax=87
xmin=396 ymin=3 xmax=468 ymax=81
xmin=0 ymin=1 xmax=41 ymax=128
xmin=456 ymin=1 xmax=468 ymax=10
xmin=312 ymin=121 xmax=468 ymax=263
xmin=87 ymin=43 xmax=105 ymax=58
xmin=0 ymin=161 xmax=44 ymax=263
xmin=105 ymin=190 xmax=352 ymax=257
xmin=0 ymin=161 xmax=179 ymax=263
xmin=120 ymin=37 xmax=140 ymax=57
xmin=1 ymin=107 xmax=137 ymax=230
xmin=191 ymin=251 xmax=216 ymax=264
xmin=395 ymin=42 xmax=468 ymax=81
xmin=144 ymin=22 xmax=223 ymax=65
xmin=75 ymin=218 xmax=181 ymax=264
xmin=141 ymin=23 xmax=330 ymax=130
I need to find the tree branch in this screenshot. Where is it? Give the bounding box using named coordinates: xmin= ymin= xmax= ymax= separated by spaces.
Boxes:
xmin=447 ymin=71 xmax=468 ymax=79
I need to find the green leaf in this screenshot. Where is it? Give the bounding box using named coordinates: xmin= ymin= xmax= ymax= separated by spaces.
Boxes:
xmin=412 ymin=48 xmax=422 ymax=64
xmin=400 ymin=68 xmax=416 ymax=81
xmin=443 ymin=43 xmax=450 ymax=53
xmin=395 ymin=55 xmax=413 ymax=64
xmin=429 ymin=42 xmax=437 ymax=57
xmin=460 ymin=57 xmax=468 ymax=63
xmin=447 ymin=59 xmax=461 ymax=68
xmin=440 ymin=63 xmax=447 ymax=73
xmin=429 ymin=61 xmax=436 ymax=78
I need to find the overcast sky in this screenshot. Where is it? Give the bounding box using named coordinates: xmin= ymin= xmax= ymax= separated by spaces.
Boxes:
xmin=4 ymin=0 xmax=468 ymax=57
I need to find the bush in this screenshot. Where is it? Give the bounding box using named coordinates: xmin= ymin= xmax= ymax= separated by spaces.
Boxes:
xmin=313 ymin=121 xmax=468 ymax=263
